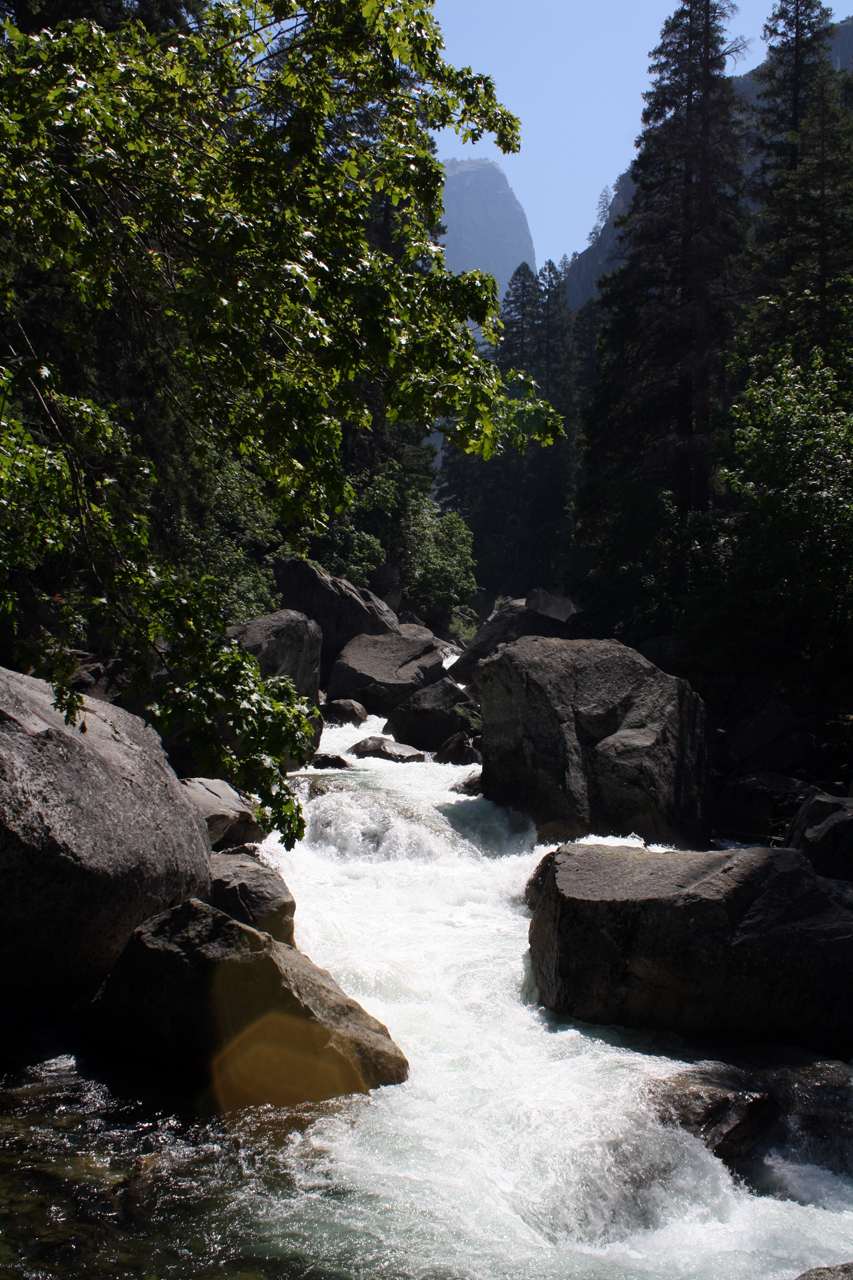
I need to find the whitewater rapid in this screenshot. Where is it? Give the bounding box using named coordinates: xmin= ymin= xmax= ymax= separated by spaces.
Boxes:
xmin=255 ymin=716 xmax=853 ymax=1280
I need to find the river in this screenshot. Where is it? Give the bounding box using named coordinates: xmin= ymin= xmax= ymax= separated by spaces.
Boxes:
xmin=4 ymin=715 xmax=853 ymax=1278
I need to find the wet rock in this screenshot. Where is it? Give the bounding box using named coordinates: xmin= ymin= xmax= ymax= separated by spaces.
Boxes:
xmin=327 ymin=626 xmax=445 ymax=715
xmin=274 ymin=558 xmax=399 ymax=684
xmin=226 ymin=610 xmax=321 ymax=705
xmin=713 ymin=770 xmax=814 ymax=844
xmin=786 ymin=792 xmax=853 ymax=881
xmin=434 ymin=732 xmax=481 ymax=766
xmin=0 ymin=667 xmax=210 ymax=1023
xmin=524 ymin=850 xmax=556 ymax=912
xmin=650 ymin=1057 xmax=853 ymax=1173
xmin=450 ymin=770 xmax=483 ymax=796
xmin=90 ymin=899 xmax=409 ymax=1106
xmin=450 ymin=599 xmax=579 ymax=687
xmin=349 ymin=735 xmax=425 ymax=764
xmin=322 ymin=699 xmax=368 ymax=728
xmin=475 ymin=637 xmax=711 ymax=848
xmin=528 ymin=842 xmax=853 ymax=1057
xmin=181 ymin=777 xmax=267 ymax=849
xmin=383 ymin=677 xmax=479 ymax=753
xmin=795 ymin=1267 xmax=853 ymax=1279
xmin=311 ymin=754 xmax=354 ymax=770
xmin=209 ymin=852 xmax=295 ymax=946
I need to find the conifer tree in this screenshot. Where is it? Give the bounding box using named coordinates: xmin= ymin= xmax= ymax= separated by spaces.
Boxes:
xmin=752 ymin=0 xmax=835 ymax=179
xmin=574 ymin=0 xmax=747 ymax=634
xmin=495 ymin=262 xmax=542 ymax=370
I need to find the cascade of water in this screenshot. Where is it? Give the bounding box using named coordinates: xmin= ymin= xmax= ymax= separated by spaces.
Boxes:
xmin=249 ymin=718 xmax=853 ymax=1280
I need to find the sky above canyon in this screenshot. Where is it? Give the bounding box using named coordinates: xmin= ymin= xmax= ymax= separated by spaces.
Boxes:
xmin=432 ymin=0 xmax=822 ymax=267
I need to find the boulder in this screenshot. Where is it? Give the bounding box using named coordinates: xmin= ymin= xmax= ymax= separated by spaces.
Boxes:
xmin=528 ymin=842 xmax=853 ymax=1057
xmin=383 ymin=677 xmax=479 ymax=752
xmin=450 ymin=599 xmax=579 ymax=687
xmin=650 ymin=1057 xmax=853 ymax=1174
xmin=274 ymin=558 xmax=399 ymax=684
xmin=349 ymin=735 xmax=425 ymax=764
xmin=209 ymin=851 xmax=295 ymax=945
xmin=181 ymin=777 xmax=267 ymax=849
xmin=226 ymin=610 xmax=322 ymax=705
xmin=434 ymin=733 xmax=481 ymax=765
xmin=0 ymin=667 xmax=210 ymax=1023
xmin=311 ymin=754 xmax=354 ymax=770
xmin=89 ymin=899 xmax=409 ymax=1107
xmin=475 ymin=637 xmax=710 ymax=847
xmin=322 ymin=699 xmax=368 ymax=727
xmin=795 ymin=1268 xmax=853 ymax=1279
xmin=526 ymin=588 xmax=578 ymax=623
xmin=327 ymin=625 xmax=445 ymax=716
xmin=714 ymin=770 xmax=814 ymax=844
xmin=786 ymin=792 xmax=853 ymax=881
xmin=450 ymin=770 xmax=483 ymax=796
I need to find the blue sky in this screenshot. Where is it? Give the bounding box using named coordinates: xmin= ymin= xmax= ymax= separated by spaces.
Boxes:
xmin=432 ymin=0 xmax=841 ymax=267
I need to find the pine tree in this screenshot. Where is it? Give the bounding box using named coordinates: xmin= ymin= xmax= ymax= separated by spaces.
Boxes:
xmin=752 ymin=0 xmax=835 ymax=179
xmin=574 ymin=0 xmax=748 ymax=634
xmin=496 ymin=262 xmax=542 ymax=370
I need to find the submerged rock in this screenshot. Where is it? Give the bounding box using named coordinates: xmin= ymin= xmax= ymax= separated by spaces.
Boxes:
xmin=350 ymin=735 xmax=425 ymax=764
xmin=90 ymin=899 xmax=409 ymax=1107
xmin=0 ymin=667 xmax=210 ymax=1024
xmin=209 ymin=851 xmax=295 ymax=946
xmin=475 ymin=637 xmax=711 ymax=847
xmin=450 ymin=770 xmax=483 ymax=796
xmin=181 ymin=777 xmax=267 ymax=849
xmin=327 ymin=627 xmax=445 ymax=715
xmin=311 ymin=753 xmax=354 ymax=770
xmin=795 ymin=1267 xmax=853 ymax=1279
xmin=528 ymin=842 xmax=853 ymax=1058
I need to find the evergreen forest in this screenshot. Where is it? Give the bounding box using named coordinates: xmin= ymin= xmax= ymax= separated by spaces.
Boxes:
xmin=3 ymin=0 xmax=853 ymax=831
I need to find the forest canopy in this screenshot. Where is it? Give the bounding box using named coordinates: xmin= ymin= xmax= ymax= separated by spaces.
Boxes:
xmin=0 ymin=0 xmax=557 ymax=841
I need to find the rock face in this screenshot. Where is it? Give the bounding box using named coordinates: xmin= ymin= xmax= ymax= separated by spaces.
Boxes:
xmin=226 ymin=609 xmax=321 ymax=705
xmin=441 ymin=158 xmax=536 ymax=302
xmin=90 ymin=899 xmax=409 ymax=1107
xmin=528 ymin=842 xmax=853 ymax=1057
xmin=451 ymin=600 xmax=579 ymax=688
xmin=787 ymin=792 xmax=853 ymax=880
xmin=650 ymin=1057 xmax=853 ymax=1174
xmin=383 ymin=677 xmax=479 ymax=752
xmin=475 ymin=637 xmax=710 ymax=847
xmin=181 ymin=777 xmax=266 ymax=849
xmin=209 ymin=851 xmax=295 ymax=946
xmin=350 ymin=735 xmax=425 ymax=764
xmin=0 ymin=667 xmax=211 ymax=1022
xmin=275 ymin=558 xmax=399 ymax=684
xmin=327 ymin=626 xmax=445 ymax=716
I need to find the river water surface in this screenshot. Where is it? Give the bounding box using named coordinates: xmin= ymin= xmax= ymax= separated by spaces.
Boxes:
xmin=4 ymin=716 xmax=853 ymax=1278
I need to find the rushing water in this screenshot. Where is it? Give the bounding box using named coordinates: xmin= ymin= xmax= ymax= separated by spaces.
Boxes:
xmin=4 ymin=716 xmax=853 ymax=1278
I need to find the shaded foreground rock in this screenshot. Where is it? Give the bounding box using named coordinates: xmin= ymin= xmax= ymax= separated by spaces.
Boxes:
xmin=476 ymin=638 xmax=710 ymax=847
xmin=226 ymin=609 xmax=322 ymax=704
xmin=529 ymin=842 xmax=853 ymax=1057
xmin=90 ymin=899 xmax=409 ymax=1107
xmin=450 ymin=599 xmax=579 ymax=687
xmin=327 ymin=626 xmax=445 ymax=715
xmin=650 ymin=1057 xmax=853 ymax=1173
xmin=786 ymin=792 xmax=853 ymax=881
xmin=714 ymin=770 xmax=814 ymax=845
xmin=0 ymin=667 xmax=210 ymax=1024
xmin=350 ymin=735 xmax=425 ymax=764
xmin=209 ymin=851 xmax=295 ymax=946
xmin=434 ymin=732 xmax=481 ymax=765
xmin=383 ymin=677 xmax=479 ymax=752
xmin=181 ymin=777 xmax=266 ymax=849
xmin=322 ymin=698 xmax=368 ymax=727
xmin=275 ymin=558 xmax=399 ymax=683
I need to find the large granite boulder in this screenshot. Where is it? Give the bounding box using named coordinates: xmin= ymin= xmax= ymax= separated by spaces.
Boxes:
xmin=786 ymin=792 xmax=853 ymax=881
xmin=209 ymin=850 xmax=295 ymax=945
xmin=90 ymin=899 xmax=409 ymax=1107
xmin=181 ymin=777 xmax=266 ymax=849
xmin=226 ymin=610 xmax=321 ymax=705
xmin=327 ymin=625 xmax=445 ymax=716
xmin=383 ymin=677 xmax=479 ymax=752
xmin=0 ymin=667 xmax=211 ymax=1023
xmin=528 ymin=842 xmax=853 ymax=1057
xmin=450 ymin=599 xmax=578 ymax=687
xmin=274 ymin=558 xmax=399 ymax=684
xmin=475 ymin=637 xmax=710 ymax=847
